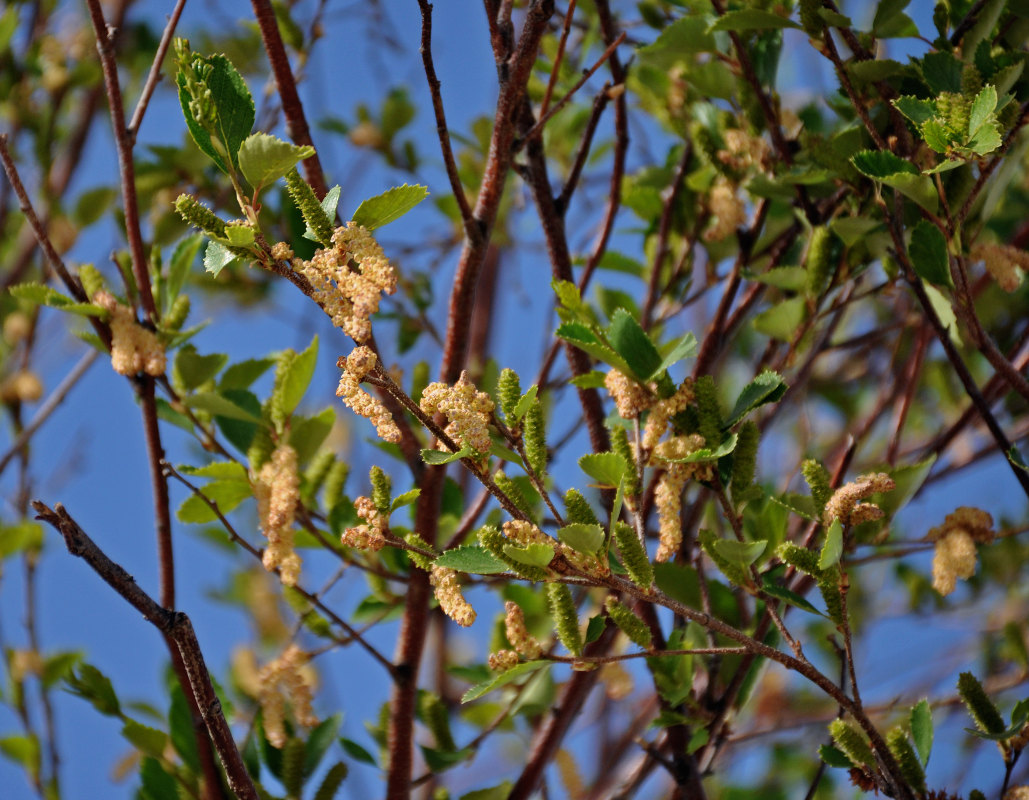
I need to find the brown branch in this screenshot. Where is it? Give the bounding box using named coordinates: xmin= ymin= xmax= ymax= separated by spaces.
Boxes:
xmin=250 ymin=0 xmax=329 ymax=199
xmin=32 ymin=502 xmax=258 ymax=800
xmin=127 ymin=0 xmax=187 ymax=140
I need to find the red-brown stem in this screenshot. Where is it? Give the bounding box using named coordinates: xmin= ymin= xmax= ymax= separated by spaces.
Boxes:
xmin=127 ymin=0 xmax=187 ymax=139
xmin=250 ymin=0 xmax=329 ymax=199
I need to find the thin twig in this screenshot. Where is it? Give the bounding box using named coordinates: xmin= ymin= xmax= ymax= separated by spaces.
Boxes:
xmin=127 ymin=0 xmax=187 ymax=139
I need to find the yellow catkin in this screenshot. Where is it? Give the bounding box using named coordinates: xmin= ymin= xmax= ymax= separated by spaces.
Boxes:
xmin=254 ymin=445 xmax=301 ymax=586
xmin=430 ymin=566 xmax=476 ymax=627
xmin=93 ymin=291 xmax=166 ymax=376
xmin=295 ymin=223 xmax=397 ymax=341
xmin=604 ymin=369 xmax=654 ymax=419
xmin=257 ymin=644 xmax=319 ymax=748
xmin=642 ymin=379 xmax=695 ymax=451
xmin=704 ymin=176 xmax=747 ymax=242
xmin=971 ymin=243 xmax=1029 ymax=292
xmin=504 ymin=601 xmax=542 ymax=659
xmin=652 ymin=434 xmax=712 ymax=562
xmin=823 ymin=473 xmax=895 ymax=527
xmin=488 ymin=649 xmax=519 ymax=671
xmin=341 ymin=495 xmax=387 ymax=551
xmin=336 ymin=346 xmax=401 ymax=443
xmin=928 ymin=508 xmax=994 ymax=596
xmin=420 ymin=372 xmax=495 ymax=458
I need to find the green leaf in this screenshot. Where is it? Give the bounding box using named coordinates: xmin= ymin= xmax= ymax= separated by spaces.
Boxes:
xmin=656 ymin=331 xmax=698 ymax=374
xmin=557 ymin=523 xmax=605 ymax=555
xmin=204 ymin=240 xmax=239 ymax=276
xmin=911 ymin=699 xmax=933 ymax=766
xmin=502 ymin=542 xmax=554 ymax=568
xmin=761 ymin=578 xmax=823 ymax=616
xmin=461 ymin=661 xmax=551 ymax=703
xmin=390 ymin=488 xmax=421 ymax=513
xmin=555 ymin=322 xmax=632 ymax=375
xmin=712 ymin=539 xmax=766 ymax=566
xmin=139 ymin=756 xmax=178 ymax=800
xmin=122 ymin=719 xmax=167 ymax=759
xmin=831 ymin=216 xmax=882 ymax=247
xmin=185 ymin=391 xmax=262 ymax=422
xmin=512 ymin=385 xmax=538 ymax=421
xmin=968 ymin=85 xmax=997 ymax=136
xmin=607 ymin=309 xmax=663 ymax=381
xmin=819 ymin=520 xmax=843 ymax=569
xmin=304 ymin=185 xmax=342 ymax=242
xmin=9 ymin=283 xmax=104 ymax=317
xmin=224 ymin=225 xmax=255 ymax=247
xmin=165 ymin=235 xmax=203 ymax=316
xmin=220 ymin=357 xmax=274 ymax=390
xmin=174 ymin=346 xmax=227 ymax=391
xmin=0 ymin=522 xmax=44 ymax=559
xmin=570 ymin=370 xmax=607 ymax=389
xmin=274 ymin=335 xmax=319 ymax=421
xmin=745 ymin=266 xmax=808 ymax=291
xmin=819 ymin=744 xmax=854 ymax=768
xmin=238 ymin=132 xmax=315 ymax=189
xmin=578 ymin=452 xmax=627 ymax=487
xmin=908 ymin=220 xmax=952 ymax=288
xmin=176 ymin=479 xmax=253 ymax=524
xmin=421 ymin=446 xmax=472 ymax=465
xmin=0 ymin=735 xmax=40 ymax=777
xmin=420 ymin=745 xmax=474 ymax=772
xmin=708 ymin=9 xmax=801 ymax=31
xmin=288 ymin=407 xmax=335 ymax=464
xmin=637 ymin=17 xmax=716 ymax=68
xmin=339 ymin=737 xmax=376 ymax=766
xmin=921 ymin=51 xmax=963 ymax=94
xmin=892 ymin=96 xmax=937 ymax=126
xmin=303 ymin=714 xmax=342 ymax=777
xmin=849 ymin=59 xmax=905 ymax=82
xmin=178 ymin=461 xmax=248 ymax=480
xmin=41 ymin=651 xmax=83 ymax=689
xmin=881 ymin=171 xmax=939 ymax=213
xmin=434 ymin=546 xmax=508 ymax=575
xmin=851 ymin=149 xmax=919 ymax=178
xmin=65 ymin=664 xmax=120 ymax=717
xmin=753 ymin=296 xmax=806 ymax=341
xmin=176 ymin=54 xmax=255 ymax=174
xmin=968 ymin=121 xmax=1002 ymax=155
xmin=351 ymin=184 xmax=428 ymax=229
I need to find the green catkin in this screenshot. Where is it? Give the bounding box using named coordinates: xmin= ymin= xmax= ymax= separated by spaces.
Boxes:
xmin=322 ymin=460 xmax=349 ymax=509
xmin=604 ymin=597 xmax=653 ymax=649
xmin=280 ymin=737 xmax=306 ymax=797
xmin=497 ymin=368 xmax=522 ymax=423
xmin=312 ymin=762 xmax=348 ymax=800
xmin=886 ymin=727 xmax=926 ymax=794
xmin=829 ymin=719 xmax=876 ymax=770
xmin=493 ymin=470 xmax=534 ymax=518
xmin=270 ymin=351 xmax=297 ymax=430
xmin=801 ymin=459 xmax=833 ymax=519
xmin=419 ymin=692 xmax=456 ymax=751
xmin=79 ymin=264 xmax=105 ymax=300
xmin=693 ymin=376 xmax=722 ymax=449
xmin=958 ymin=671 xmax=1006 ymax=734
xmin=798 ymin=0 xmax=824 ymax=36
xmin=962 ymin=63 xmax=983 ymax=96
xmin=698 ymin=528 xmax=751 ymax=587
xmin=479 ymin=526 xmax=548 ymax=582
xmin=610 ymin=426 xmax=641 ymax=497
xmin=777 ymin=542 xmax=821 ymax=576
xmin=284 ymin=168 xmax=334 ymax=247
xmin=175 ymin=194 xmax=228 ymax=240
xmin=523 ymin=399 xmax=547 ymax=476
xmin=403 ymin=532 xmax=436 ymax=571
xmin=164 ymin=293 xmax=190 ymax=331
xmin=547 ymin=582 xmax=583 ymax=656
xmin=817 ymin=566 xmax=845 ymax=626
xmin=729 ymin=420 xmax=759 ymax=501
xmin=613 ymin=522 xmax=654 ymax=589
xmin=369 ymin=466 xmax=392 ymax=513
xmin=805 ymin=225 xmax=835 ymax=297
xmin=247 ymin=424 xmax=274 ymax=471
xmin=564 ymin=488 xmax=600 ymax=527
xmin=693 ymin=126 xmax=726 ymax=174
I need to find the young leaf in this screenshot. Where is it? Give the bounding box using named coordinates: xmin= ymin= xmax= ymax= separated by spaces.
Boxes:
xmin=712 ymin=539 xmax=767 ymax=566
xmin=238 ymin=132 xmax=315 ymax=189
xmin=461 ymin=661 xmax=551 ymax=703
xmin=176 ymin=54 xmax=255 ymax=175
xmin=173 ymin=346 xmax=227 ymax=391
xmin=272 ymin=335 xmax=319 ymax=423
xmin=557 ymin=523 xmax=605 ymax=555
xmin=185 ymin=392 xmax=262 ymax=422
xmin=910 ymin=699 xmax=933 ymax=766
xmin=165 ymin=235 xmax=203 ymax=315
xmin=303 ymin=185 xmax=342 ymax=242
xmin=502 ymin=542 xmax=554 ymax=569
xmin=708 ymin=9 xmax=801 ymax=31
xmin=819 ymin=520 xmax=843 ymax=570
xmin=421 ymin=446 xmax=472 ymax=465
xmin=433 ymin=546 xmax=508 ymax=575
xmin=351 ymin=184 xmax=428 ymax=229
xmin=578 ymin=452 xmax=627 ymax=487
xmin=908 ymin=220 xmax=953 ymax=288
xmin=204 ymin=240 xmax=240 ymax=276
xmin=555 ymin=322 xmax=632 ymax=375
xmin=725 ymin=370 xmax=787 ymax=428
xmin=606 ymin=308 xmax=663 ymax=381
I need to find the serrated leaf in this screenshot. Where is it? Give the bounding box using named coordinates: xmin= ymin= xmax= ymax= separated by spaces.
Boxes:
xmin=303 ymin=714 xmax=342 ymax=777
xmin=122 ymin=719 xmax=167 ymax=759
xmin=570 ymin=371 xmax=606 ymax=389
xmin=881 ymin=171 xmax=939 ymax=213
xmin=655 ymin=331 xmax=698 ymax=374
xmin=558 ymin=523 xmax=605 ymax=555
xmin=175 ymin=479 xmax=252 ymax=524
xmin=852 ymin=150 xmax=919 ymax=178
xmin=819 ymin=520 xmax=843 ymax=569
xmin=607 ymin=308 xmax=663 ymax=381
xmin=433 ymin=546 xmax=508 ymax=575
xmin=556 ymin=322 xmax=632 ymax=375
xmin=238 ymin=132 xmax=315 ymax=189
xmin=850 ymin=59 xmax=905 ymax=82
xmin=921 ymin=118 xmax=952 ymax=154
xmin=421 ymin=446 xmax=472 ymax=465
xmin=390 ymin=488 xmax=421 ymax=513
xmin=921 ymin=51 xmax=962 ymax=94
xmin=819 ymin=744 xmax=854 ymax=768
xmin=817 ymin=8 xmax=852 ymax=27
xmin=461 ymin=661 xmax=551 ymax=703
xmin=178 ymin=461 xmax=248 ymax=480
xmin=10 ymin=283 xmax=76 ymax=309
xmin=578 ymin=452 xmax=627 ymax=487
xmin=165 ymin=235 xmax=202 ymax=315
xmin=662 ymin=433 xmax=738 ymax=463
xmin=968 ymin=85 xmax=997 ymax=137
xmin=204 ymin=240 xmax=239 ymax=276
xmin=637 ymin=17 xmax=715 ymax=68
xmin=761 ymin=578 xmax=824 ymax=616
xmin=223 ymin=225 xmax=255 ymax=247
xmin=911 ymin=699 xmax=933 ymax=766
xmin=288 ymin=407 xmax=335 ymax=464
xmin=274 ymin=335 xmax=318 ymax=421
xmin=339 ymin=737 xmax=376 ymax=766
xmin=304 ymin=185 xmax=341 ymax=241
xmin=176 ymin=54 xmax=255 ymax=174
xmin=65 ymin=664 xmax=120 ymax=716
xmin=502 ymin=542 xmax=554 ymax=568
xmin=831 ymin=216 xmax=882 ymax=247
xmin=968 ymin=122 xmax=1002 ymax=155
xmin=708 ymin=9 xmax=801 ymax=31
xmin=726 ymin=371 xmax=787 ymax=428
xmin=909 ymin=220 xmax=952 ymax=288
xmin=174 ymin=346 xmax=227 ymax=391
xmin=185 ymin=392 xmax=262 ymax=422
xmin=892 ymin=96 xmax=937 ymax=126
xmin=753 ymin=296 xmax=807 ymax=341
xmin=712 ymin=539 xmax=766 ymax=566
xmin=220 ymin=357 xmax=274 ymax=390
xmin=351 ymin=184 xmax=428 ymax=229
xmin=551 ymin=278 xmax=582 ymax=311
xmin=512 ymin=385 xmax=538 ymax=421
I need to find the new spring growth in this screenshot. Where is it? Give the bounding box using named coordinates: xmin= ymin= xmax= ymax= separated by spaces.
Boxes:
xmin=523 ymin=399 xmax=547 ymax=476
xmin=174 ymin=194 xmax=227 ymax=239
xmin=173 ymin=39 xmax=216 ymax=131
xmin=613 ymin=521 xmax=654 ymax=590
xmin=604 ymin=597 xmax=652 ymax=650
xmin=336 ymin=346 xmax=401 ymax=443
xmin=93 ymin=291 xmax=166 ymax=377
xmin=604 ymin=368 xmax=654 ymax=419
xmin=504 ymin=601 xmax=542 ymax=659
xmin=341 ymin=496 xmax=387 ymax=552
xmin=296 ymin=223 xmax=397 ymax=342
xmin=253 ymin=444 xmax=302 ymax=586
xmin=284 ymin=168 xmax=333 ymax=247
xmin=430 ymin=566 xmax=476 ymax=627
xmin=823 ymin=472 xmax=895 ymax=527
xmin=479 ymin=525 xmax=548 ymax=582
xmin=886 ymin=727 xmax=926 ymax=795
xmin=704 ymin=175 xmax=746 ymax=242
xmin=927 ymin=506 xmax=995 ymax=596
xmin=970 ymin=242 xmax=1029 ymax=292
xmin=958 ymin=671 xmax=1006 ymax=736
xmin=420 ymin=373 xmax=494 ymax=461
xmin=257 ymin=644 xmax=319 ymax=748
xmin=546 ymin=582 xmax=582 ymax=656
xmin=654 ymin=433 xmax=711 ymax=562
xmin=828 ymin=718 xmax=876 ymax=771
xmin=497 ymin=368 xmax=522 ymax=423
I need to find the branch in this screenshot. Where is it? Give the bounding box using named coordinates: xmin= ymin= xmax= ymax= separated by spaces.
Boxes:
xmin=127 ymin=0 xmax=187 ymax=140
xmin=32 ymin=502 xmax=258 ymax=800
